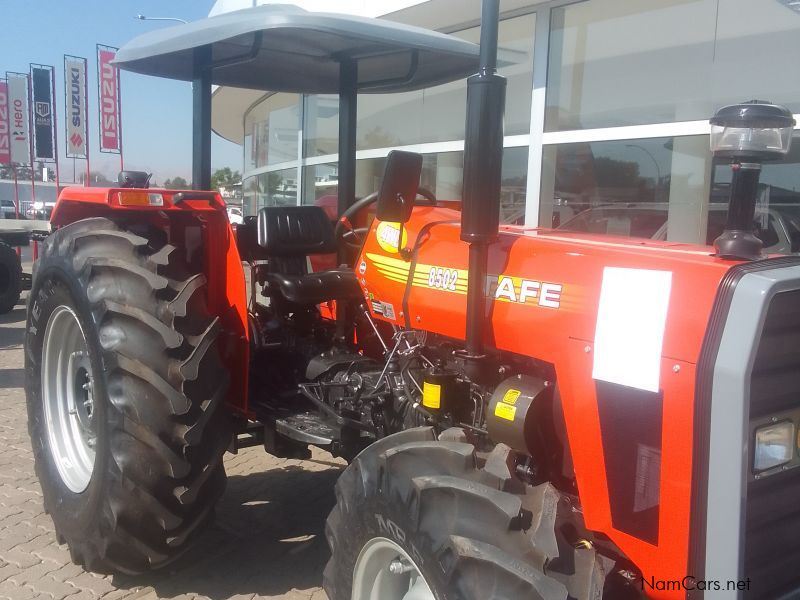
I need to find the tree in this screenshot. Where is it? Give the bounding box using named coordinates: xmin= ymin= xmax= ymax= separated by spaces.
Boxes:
xmin=210 ymin=167 xmax=241 ymax=190
xmin=266 ymin=172 xmax=282 ymax=195
xmin=163 ymin=177 xmax=189 ymax=189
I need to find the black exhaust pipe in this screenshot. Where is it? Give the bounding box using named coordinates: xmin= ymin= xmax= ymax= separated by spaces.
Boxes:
xmin=461 ymin=0 xmax=506 ymax=371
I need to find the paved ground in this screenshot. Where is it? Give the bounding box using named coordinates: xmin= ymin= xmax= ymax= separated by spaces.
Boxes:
xmin=0 ymin=286 xmax=341 ymax=599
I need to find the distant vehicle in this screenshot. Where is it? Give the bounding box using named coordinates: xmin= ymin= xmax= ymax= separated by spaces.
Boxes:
xmin=226 ymin=206 xmax=243 ymax=225
xmin=0 ymin=200 xmax=21 ymax=219
xmin=558 ymin=202 xmax=800 ymax=254
xmin=26 ymin=201 xmax=56 ymax=221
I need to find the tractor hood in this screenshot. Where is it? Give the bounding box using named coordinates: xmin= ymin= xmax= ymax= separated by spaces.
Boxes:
xmin=114 ymin=4 xmax=480 ymax=94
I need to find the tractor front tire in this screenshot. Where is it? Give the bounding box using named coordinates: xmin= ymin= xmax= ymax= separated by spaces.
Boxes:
xmin=25 ymin=217 xmax=231 ymax=574
xmin=0 ymin=241 xmax=22 ymax=314
xmin=324 ymin=427 xmax=571 ymax=600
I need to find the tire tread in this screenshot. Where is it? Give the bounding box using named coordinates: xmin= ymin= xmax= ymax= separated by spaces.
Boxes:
xmin=26 ymin=217 xmax=230 ymax=574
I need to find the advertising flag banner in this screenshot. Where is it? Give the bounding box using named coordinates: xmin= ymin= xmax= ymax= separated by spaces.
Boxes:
xmin=7 ymin=74 xmax=30 ymax=165
xmin=64 ymin=56 xmax=88 ymax=159
xmin=0 ymin=81 xmax=10 ymax=165
xmin=31 ymin=65 xmax=55 ymax=161
xmin=97 ymin=45 xmax=121 ymax=153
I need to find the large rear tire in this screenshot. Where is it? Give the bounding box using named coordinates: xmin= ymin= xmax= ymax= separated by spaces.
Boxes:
xmin=0 ymin=241 xmax=22 ymax=314
xmin=324 ymin=428 xmax=584 ymax=600
xmin=25 ymin=217 xmax=231 ymax=574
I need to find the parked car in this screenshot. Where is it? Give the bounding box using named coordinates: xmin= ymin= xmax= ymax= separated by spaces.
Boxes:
xmin=558 ymin=202 xmax=800 ymax=254
xmin=0 ymin=200 xmax=21 ymax=219
xmin=26 ymin=201 xmax=56 ymax=221
xmin=226 ymin=205 xmax=243 ymax=225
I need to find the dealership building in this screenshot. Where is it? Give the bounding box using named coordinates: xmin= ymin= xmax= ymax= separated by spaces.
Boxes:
xmin=209 ymin=0 xmax=800 ymax=248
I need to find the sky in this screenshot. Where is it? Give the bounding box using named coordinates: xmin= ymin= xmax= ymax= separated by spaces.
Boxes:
xmin=0 ymin=0 xmax=242 ymax=185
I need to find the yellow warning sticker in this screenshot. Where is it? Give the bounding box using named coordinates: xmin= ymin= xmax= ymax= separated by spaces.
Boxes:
xmin=422 ymin=382 xmax=441 ymax=409
xmin=494 ymin=402 xmax=517 ymax=421
xmin=502 ymin=389 xmax=521 ymax=405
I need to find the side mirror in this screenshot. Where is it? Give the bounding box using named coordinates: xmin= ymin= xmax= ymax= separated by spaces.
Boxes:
xmin=376 ymin=150 xmax=422 ymax=223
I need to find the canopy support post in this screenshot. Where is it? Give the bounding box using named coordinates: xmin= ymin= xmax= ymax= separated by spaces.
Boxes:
xmin=335 ymin=58 xmax=358 ymax=339
xmin=192 ymin=45 xmax=213 ymax=191
xmin=337 ymin=59 xmax=358 ymax=221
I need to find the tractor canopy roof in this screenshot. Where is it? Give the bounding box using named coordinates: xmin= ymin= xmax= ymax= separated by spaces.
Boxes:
xmin=114 ymin=4 xmax=480 ymax=94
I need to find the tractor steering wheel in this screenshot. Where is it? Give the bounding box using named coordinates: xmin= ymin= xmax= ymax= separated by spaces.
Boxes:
xmin=334 ymin=187 xmax=437 ymax=251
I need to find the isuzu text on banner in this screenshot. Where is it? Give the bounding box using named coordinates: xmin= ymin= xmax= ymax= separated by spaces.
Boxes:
xmin=97 ymin=46 xmax=121 ymax=153
xmin=6 ymin=73 xmax=30 ymax=165
xmin=0 ymin=81 xmax=10 ymax=165
xmin=31 ymin=65 xmax=55 ymax=161
xmin=64 ymin=56 xmax=88 ymax=159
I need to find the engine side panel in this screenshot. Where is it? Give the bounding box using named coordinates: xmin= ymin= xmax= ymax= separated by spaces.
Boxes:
xmin=357 ymin=206 xmax=734 ymax=597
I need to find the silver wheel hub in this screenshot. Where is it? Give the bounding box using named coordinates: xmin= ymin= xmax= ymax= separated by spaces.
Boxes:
xmin=352 ymin=537 xmax=435 ymax=600
xmin=41 ymin=305 xmax=97 ymax=493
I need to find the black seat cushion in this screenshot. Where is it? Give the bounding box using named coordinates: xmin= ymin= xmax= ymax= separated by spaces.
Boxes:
xmin=264 ymin=268 xmax=361 ymax=305
xmin=258 ymin=205 xmax=337 ymax=256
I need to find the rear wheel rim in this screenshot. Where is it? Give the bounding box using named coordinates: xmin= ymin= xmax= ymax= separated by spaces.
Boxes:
xmin=42 ymin=305 xmax=97 ymax=493
xmin=352 ymin=537 xmax=435 ymax=600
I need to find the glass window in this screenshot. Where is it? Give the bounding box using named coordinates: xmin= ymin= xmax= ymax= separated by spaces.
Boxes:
xmin=243 ymin=175 xmax=258 ymax=216
xmin=244 ymin=93 xmax=300 ymax=170
xmin=711 ymin=133 xmax=800 ymax=254
xmin=303 ymin=95 xmax=339 ymax=158
xmin=546 ymin=0 xmax=717 ymax=131
xmin=242 ymin=168 xmax=298 ymax=215
xmin=541 ymin=136 xmax=713 ymax=243
xmin=357 ymin=91 xmax=423 ymax=150
xmin=354 ymin=13 xmax=535 ymax=151
xmin=501 ymin=146 xmax=529 ymax=225
xmin=261 ymin=169 xmax=298 ymax=208
xmin=456 ymin=12 xmax=535 ymax=138
xmin=301 ymin=147 xmax=527 ymax=225
xmin=546 ymin=0 xmax=800 ymax=132
xmin=302 ymin=163 xmax=339 ymax=211
xmin=544 ymin=133 xmax=800 ymax=251
xmin=712 ymin=1 xmax=800 ymax=115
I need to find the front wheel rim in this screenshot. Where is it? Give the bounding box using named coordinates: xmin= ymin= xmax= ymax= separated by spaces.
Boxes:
xmin=352 ymin=537 xmax=435 ymax=600
xmin=41 ymin=305 xmax=97 ymax=494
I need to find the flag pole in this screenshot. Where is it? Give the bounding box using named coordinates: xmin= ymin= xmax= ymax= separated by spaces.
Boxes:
xmin=117 ymin=66 xmax=124 ymax=173
xmin=26 ymin=73 xmax=36 ymax=218
xmin=48 ymin=64 xmax=61 ymax=191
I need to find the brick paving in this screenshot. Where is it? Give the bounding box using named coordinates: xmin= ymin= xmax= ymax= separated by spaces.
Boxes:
xmin=0 ymin=287 xmax=342 ymax=600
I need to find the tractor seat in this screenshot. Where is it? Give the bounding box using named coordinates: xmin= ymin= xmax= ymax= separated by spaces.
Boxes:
xmin=257 ymin=205 xmax=361 ymax=305
xmin=263 ymin=268 xmax=360 ymax=305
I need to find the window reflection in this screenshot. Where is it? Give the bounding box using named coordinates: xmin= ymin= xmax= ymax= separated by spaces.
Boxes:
xmin=243 ymin=168 xmax=298 ymax=215
xmin=243 ymin=94 xmax=300 ymax=170
xmin=298 ymin=13 xmax=535 ymax=156
xmin=546 ymin=0 xmax=800 ymax=131
xmin=711 ymin=134 xmax=800 ymax=254
xmin=542 ymin=136 xmax=712 ymax=243
xmin=544 ymin=133 xmax=800 ymax=254
xmin=300 ymin=148 xmax=528 ymax=225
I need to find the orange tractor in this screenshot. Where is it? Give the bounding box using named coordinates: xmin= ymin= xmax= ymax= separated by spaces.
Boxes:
xmin=24 ymin=2 xmax=800 ymax=599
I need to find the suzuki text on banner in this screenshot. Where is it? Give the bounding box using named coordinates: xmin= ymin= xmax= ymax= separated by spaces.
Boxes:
xmin=64 ymin=56 xmax=88 ymax=159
